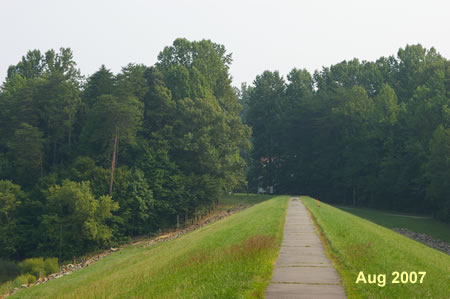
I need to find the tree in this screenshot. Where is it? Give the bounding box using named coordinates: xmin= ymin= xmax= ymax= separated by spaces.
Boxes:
xmin=237 ymin=82 xmax=253 ymax=123
xmin=425 ymin=125 xmax=450 ymax=221
xmin=7 ymin=123 xmax=44 ymax=186
xmin=40 ymin=180 xmax=118 ymax=259
xmin=156 ymin=37 xmax=239 ymax=106
xmin=6 ymin=50 xmax=45 ymax=80
xmin=0 ymin=74 xmax=39 ymax=149
xmin=0 ymin=180 xmax=25 ymax=258
xmin=111 ymin=168 xmax=155 ymax=235
xmin=157 ymin=38 xmax=250 ymax=211
xmin=82 ymin=65 xmax=116 ymax=107
xmin=2 ymin=48 xmax=82 ymax=169
xmin=36 ymin=73 xmax=81 ymax=163
xmin=80 ymin=94 xmax=143 ymax=194
xmin=246 ymin=71 xmax=286 ymax=192
xmin=116 ymin=64 xmax=149 ymax=100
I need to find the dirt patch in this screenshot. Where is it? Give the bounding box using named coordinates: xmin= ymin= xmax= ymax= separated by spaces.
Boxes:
xmin=345 ymin=242 xmax=376 ymax=261
xmin=226 ymin=235 xmax=276 ymax=259
xmin=182 ymin=235 xmax=275 ymax=269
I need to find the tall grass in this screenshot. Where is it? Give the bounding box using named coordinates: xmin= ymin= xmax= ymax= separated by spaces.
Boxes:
xmin=11 ymin=195 xmax=288 ymax=298
xmin=303 ymin=196 xmax=450 ymax=298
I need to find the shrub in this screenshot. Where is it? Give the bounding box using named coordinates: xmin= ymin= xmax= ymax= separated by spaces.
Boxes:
xmin=19 ymin=258 xmax=44 ymax=278
xmin=12 ymin=273 xmax=36 ymax=287
xmin=0 ymin=280 xmax=14 ymax=296
xmin=43 ymin=258 xmax=59 ymax=275
xmin=19 ymin=257 xmax=59 ymax=278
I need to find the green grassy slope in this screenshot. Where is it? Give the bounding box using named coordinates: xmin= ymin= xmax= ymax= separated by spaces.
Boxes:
xmin=334 ymin=205 xmax=450 ymax=243
xmin=304 ymin=196 xmax=450 ymax=299
xmin=219 ymin=193 xmax=274 ymax=210
xmin=12 ymin=195 xmax=289 ymax=299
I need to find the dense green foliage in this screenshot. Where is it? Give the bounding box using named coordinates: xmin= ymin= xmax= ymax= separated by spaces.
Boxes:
xmin=18 ymin=257 xmax=59 ymax=279
xmin=0 ymin=259 xmax=20 ymax=284
xmin=9 ymin=195 xmax=287 ymax=298
xmin=1 ymin=41 xmax=448 ymax=265
xmin=303 ymin=196 xmax=450 ymax=298
xmin=0 ymin=39 xmax=250 ymax=260
xmin=243 ymin=45 xmax=449 ymax=222
xmin=0 ymin=257 xmax=59 ymax=294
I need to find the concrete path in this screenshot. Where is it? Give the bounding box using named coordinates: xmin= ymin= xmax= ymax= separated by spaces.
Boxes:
xmin=266 ymin=198 xmax=346 ymax=298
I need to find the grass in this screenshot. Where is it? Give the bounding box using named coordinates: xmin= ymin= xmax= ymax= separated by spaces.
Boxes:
xmin=303 ymin=196 xmax=450 ymax=299
xmin=0 ymin=281 xmax=14 ymax=296
xmin=334 ymin=205 xmax=450 ymax=243
xmin=218 ymin=193 xmax=274 ymax=210
xmin=11 ymin=195 xmax=289 ymax=298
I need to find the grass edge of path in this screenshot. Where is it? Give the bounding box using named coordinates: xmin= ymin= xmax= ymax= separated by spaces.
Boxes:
xmin=303 ymin=198 xmax=359 ymax=299
xmin=302 ymin=196 xmax=450 ymax=299
xmin=248 ymin=195 xmax=289 ymax=297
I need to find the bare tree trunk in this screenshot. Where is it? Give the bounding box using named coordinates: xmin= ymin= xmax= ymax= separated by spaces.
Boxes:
xmin=116 ymin=136 xmax=119 ymax=168
xmin=109 ymin=131 xmax=118 ymax=195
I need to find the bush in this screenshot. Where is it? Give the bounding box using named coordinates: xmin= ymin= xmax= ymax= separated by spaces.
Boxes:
xmin=43 ymin=257 xmax=59 ymax=275
xmin=12 ymin=273 xmax=36 ymax=287
xmin=19 ymin=258 xmax=44 ymax=278
xmin=19 ymin=257 xmax=59 ymax=278
xmin=0 ymin=280 xmax=14 ymax=296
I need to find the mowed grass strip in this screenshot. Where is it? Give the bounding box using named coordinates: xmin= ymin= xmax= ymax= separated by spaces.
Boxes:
xmin=334 ymin=205 xmax=450 ymax=243
xmin=12 ymin=196 xmax=289 ymax=299
xmin=303 ymin=196 xmax=450 ymax=299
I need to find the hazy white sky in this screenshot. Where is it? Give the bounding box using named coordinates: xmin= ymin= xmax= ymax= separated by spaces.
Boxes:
xmin=1 ymin=0 xmax=449 ymax=87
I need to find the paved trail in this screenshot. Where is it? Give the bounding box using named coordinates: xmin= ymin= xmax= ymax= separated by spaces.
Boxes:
xmin=266 ymin=198 xmax=346 ymax=298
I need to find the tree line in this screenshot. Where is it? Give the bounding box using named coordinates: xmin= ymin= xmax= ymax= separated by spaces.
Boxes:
xmin=0 ymin=38 xmax=250 ymax=260
xmin=242 ymin=44 xmax=449 ymax=222
xmin=1 ymin=41 xmax=448 ymax=262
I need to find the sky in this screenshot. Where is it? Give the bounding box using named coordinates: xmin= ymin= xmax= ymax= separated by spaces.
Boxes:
xmin=1 ymin=0 xmax=449 ymax=88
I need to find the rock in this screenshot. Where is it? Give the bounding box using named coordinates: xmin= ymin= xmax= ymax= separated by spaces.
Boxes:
xmin=21 ymin=284 xmax=28 ymax=288
xmin=110 ymin=247 xmax=119 ymax=252
xmin=393 ymin=227 xmax=450 ymax=255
